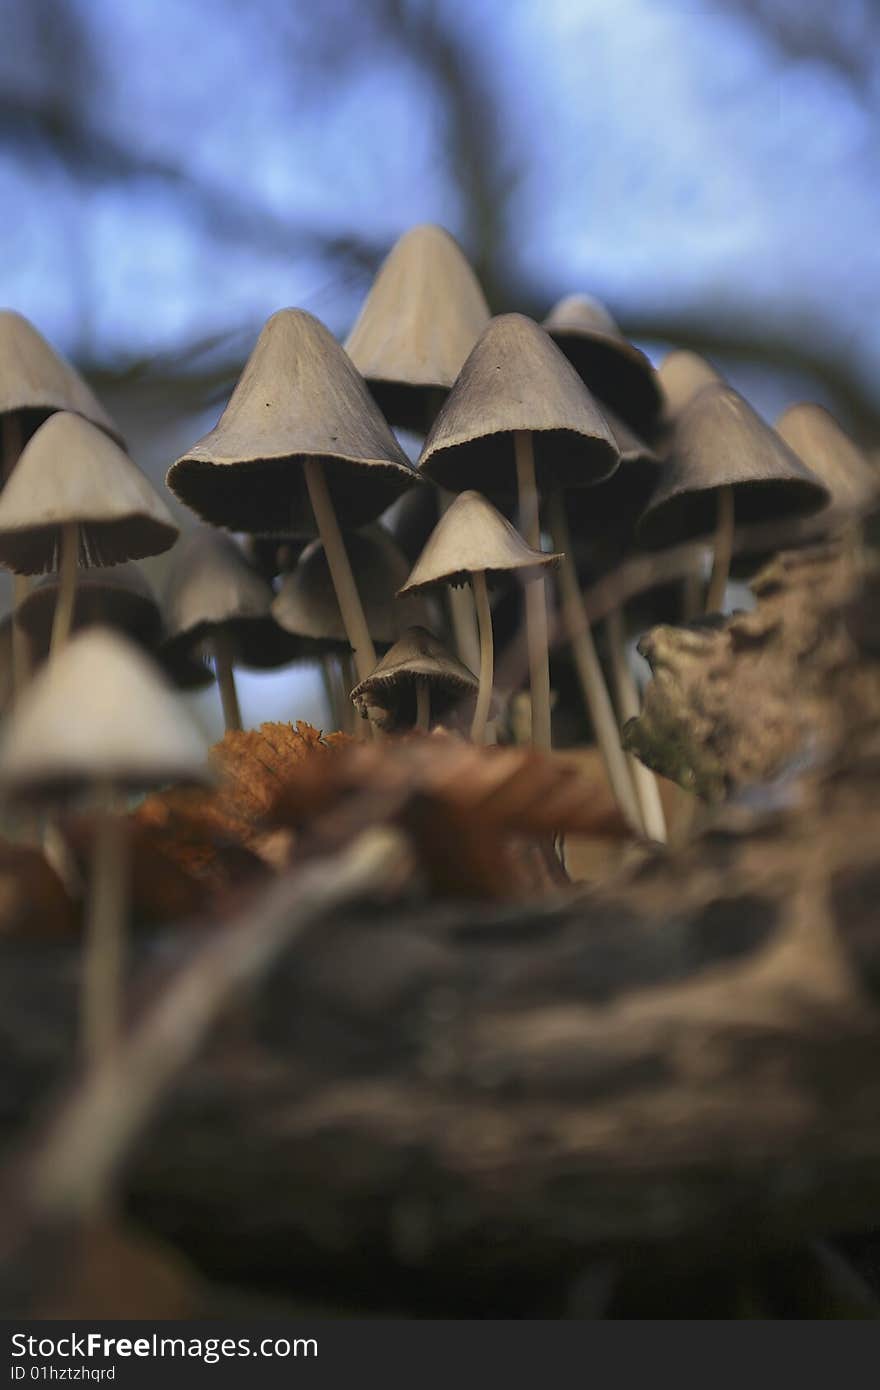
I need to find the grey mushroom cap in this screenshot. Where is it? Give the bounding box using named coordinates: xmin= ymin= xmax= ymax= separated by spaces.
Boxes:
xmin=350 ymin=625 xmax=478 ymax=731
xmin=657 ymin=350 xmax=724 ymax=422
xmin=161 ymin=528 xmax=302 ymax=670
xmin=399 ymin=489 xmax=561 ymax=594
xmin=419 ymin=314 xmax=619 ymax=500
xmin=345 ymin=224 xmax=491 ymax=434
xmin=775 ymin=404 xmax=880 ymax=516
xmin=0 ymin=627 xmax=209 ymax=806
xmin=272 ymin=526 xmax=428 ymax=651
xmin=564 ymin=407 xmax=662 ymax=539
xmin=638 ymin=383 xmax=830 ymax=548
xmin=167 ymin=309 xmax=419 ymax=534
xmin=0 ymin=310 xmax=123 ymax=448
xmin=0 ymin=412 xmax=178 ymax=574
xmin=543 ymin=293 xmax=662 ymax=434
xmin=15 ymin=561 xmax=162 ymax=653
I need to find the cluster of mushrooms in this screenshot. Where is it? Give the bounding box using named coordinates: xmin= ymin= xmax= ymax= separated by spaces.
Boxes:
xmin=0 ymin=222 xmax=876 ymax=1067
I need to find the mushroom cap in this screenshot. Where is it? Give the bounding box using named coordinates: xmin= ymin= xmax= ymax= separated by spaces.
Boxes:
xmin=272 ymin=526 xmax=427 ymax=650
xmin=543 ymin=294 xmax=662 ymax=433
xmin=15 ymin=561 xmax=162 ymax=653
xmin=350 ymin=625 xmax=478 ymax=730
xmin=399 ymin=489 xmax=561 ymax=594
xmin=418 ymin=314 xmax=619 ymax=499
xmin=383 ymin=484 xmax=442 ymax=565
xmin=564 ymin=407 xmax=662 ymax=539
xmin=0 ymin=310 xmax=122 ymax=447
xmin=0 ymin=412 xmax=178 ymax=573
xmin=161 ymin=528 xmax=302 ymax=670
xmin=167 ymin=309 xmax=418 ymax=533
xmin=0 ymin=627 xmax=209 ymax=805
xmin=345 ymin=224 xmax=491 ymax=433
xmin=241 ymin=531 xmax=307 ymax=580
xmin=775 ymin=404 xmax=879 ymax=516
xmin=639 ymin=384 xmax=830 ymax=548
xmin=657 ymin=349 xmax=724 ymax=421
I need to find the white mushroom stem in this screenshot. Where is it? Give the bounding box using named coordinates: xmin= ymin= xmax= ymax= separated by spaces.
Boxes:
xmin=341 ymin=651 xmax=367 ymax=741
xmin=211 ymin=630 xmax=242 ymax=732
xmin=470 ymin=570 xmax=494 ymax=745
xmin=549 ymin=492 xmax=642 ymax=834
xmin=415 ymin=676 xmax=431 ymax=732
xmin=83 ymin=785 xmax=129 ymax=1068
xmin=304 ymin=459 xmax=377 ymax=684
xmin=605 ymin=607 xmax=667 ymax=844
xmin=440 ymin=491 xmax=481 ymax=671
xmin=49 ymin=521 xmax=79 ymax=657
xmin=705 ymin=484 xmax=735 ymax=614
xmin=514 ymin=431 xmax=552 ymax=752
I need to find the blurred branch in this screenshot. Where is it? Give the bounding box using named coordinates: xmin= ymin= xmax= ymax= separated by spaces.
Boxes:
xmin=717 ymin=0 xmax=879 ymax=94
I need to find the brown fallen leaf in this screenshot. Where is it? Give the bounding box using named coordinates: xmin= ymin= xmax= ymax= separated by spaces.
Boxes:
xmin=0 ymin=840 xmax=76 ymax=940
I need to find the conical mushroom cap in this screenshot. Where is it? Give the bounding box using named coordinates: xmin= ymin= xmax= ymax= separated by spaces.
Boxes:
xmin=16 ymin=562 xmax=161 ymax=654
xmin=0 ymin=627 xmax=209 ymax=804
xmin=345 ymin=224 xmax=491 ymax=433
xmin=351 ymin=625 xmax=477 ymax=730
xmin=167 ymin=309 xmax=418 ymax=533
xmin=564 ymin=407 xmax=662 ymax=538
xmin=639 ymin=384 xmax=830 ymax=548
xmin=0 ymin=311 xmax=122 ymax=447
xmin=399 ymin=489 xmax=561 ymax=594
xmin=162 ymin=528 xmax=301 ymax=670
xmin=657 ymin=350 xmax=723 ymax=420
xmin=0 ymin=412 xmax=178 ymax=573
xmin=272 ymin=527 xmax=427 ymax=650
xmin=419 ymin=314 xmax=619 ymax=499
xmin=543 ymin=294 xmax=662 ymax=433
xmin=775 ymin=404 xmax=879 ymax=515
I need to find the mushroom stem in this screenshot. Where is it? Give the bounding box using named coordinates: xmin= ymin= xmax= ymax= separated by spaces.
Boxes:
xmin=549 ymin=492 xmax=642 ymax=834
xmin=340 ymin=651 xmax=366 ymax=740
xmin=50 ymin=521 xmax=79 ymax=657
xmin=470 ymin=570 xmax=494 ymax=745
xmin=11 ymin=575 xmax=32 ymax=699
xmin=514 ymin=431 xmax=552 ymax=752
xmin=605 ymin=607 xmax=667 ymax=843
xmin=705 ymin=484 xmax=735 ymax=614
xmin=304 ymin=459 xmax=377 ymax=684
xmin=440 ymin=492 xmax=481 ymax=671
xmin=211 ymin=631 xmax=242 ymax=732
xmin=83 ymin=785 xmax=129 ymax=1067
xmin=415 ymin=676 xmax=430 ymax=732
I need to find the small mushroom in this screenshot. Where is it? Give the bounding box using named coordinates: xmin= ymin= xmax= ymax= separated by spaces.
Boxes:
xmin=345 ymin=224 xmax=490 ymax=434
xmin=639 ymin=384 xmax=830 ymax=613
xmin=161 ymin=528 xmax=302 ymax=731
xmin=399 ymin=490 xmax=560 ymax=743
xmin=0 ymin=628 xmax=208 ymax=1063
xmin=167 ymin=309 xmax=418 ymax=689
xmin=656 ymin=349 xmax=724 ymax=424
xmin=0 ymin=412 xmax=178 ymax=656
xmin=15 ymin=562 xmax=162 ymax=657
xmin=543 ymin=293 xmax=662 ymax=435
xmin=419 ymin=313 xmax=618 ymax=755
xmin=775 ymin=404 xmax=879 ymax=520
xmin=351 ymin=626 xmax=478 ymax=734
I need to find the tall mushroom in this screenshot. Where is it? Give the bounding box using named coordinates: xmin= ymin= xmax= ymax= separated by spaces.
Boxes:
xmin=351 ymin=626 xmax=478 ymax=734
xmin=543 ymin=294 xmax=663 ymax=435
xmin=639 ymin=384 xmax=830 ymax=614
xmin=656 ymin=349 xmax=723 ymax=424
xmin=418 ymin=314 xmax=618 ymax=755
xmin=161 ymin=528 xmax=302 ymax=732
xmin=167 ymin=309 xmax=418 ymax=690
xmin=775 ymin=404 xmax=879 ymax=522
xmin=15 ymin=562 xmax=162 ymax=658
xmin=398 ymin=490 xmax=560 ymax=744
xmin=0 ymin=311 xmax=122 ymax=695
xmin=0 ymin=628 xmax=208 ymax=1064
xmin=345 ymin=224 xmax=490 ymax=435
xmin=0 ymin=412 xmax=177 ymax=655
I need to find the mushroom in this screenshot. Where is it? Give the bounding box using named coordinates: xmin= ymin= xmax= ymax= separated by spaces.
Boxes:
xmin=161 ymin=528 xmax=302 ymax=732
xmin=775 ymin=404 xmax=879 ymax=521
xmin=419 ymin=313 xmax=618 ymax=755
xmin=639 ymin=384 xmax=830 ymax=614
xmin=272 ymin=526 xmax=429 ymax=732
xmin=351 ymin=626 xmax=478 ymax=734
xmin=345 ymin=224 xmax=490 ymax=434
xmin=543 ymin=293 xmax=663 ymax=435
xmin=167 ymin=309 xmax=418 ymax=689
xmin=15 ymin=562 xmax=162 ymax=660
xmin=399 ymin=490 xmax=560 ymax=743
xmin=0 ymin=311 xmax=122 ymax=696
xmin=656 ymin=349 xmax=724 ymax=424
xmin=241 ymin=532 xmax=306 ymax=581
xmin=0 ymin=412 xmax=178 ymax=656
xmin=0 ymin=628 xmax=208 ymax=1063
